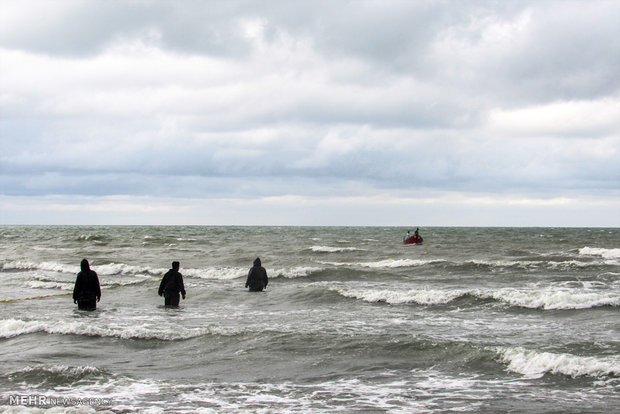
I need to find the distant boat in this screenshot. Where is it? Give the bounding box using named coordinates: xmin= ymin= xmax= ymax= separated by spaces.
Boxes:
xmin=403 ymin=234 xmax=423 ymax=245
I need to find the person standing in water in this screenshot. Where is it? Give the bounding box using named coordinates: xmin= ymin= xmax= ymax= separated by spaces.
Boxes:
xmin=73 ymin=258 xmax=101 ymax=311
xmin=158 ymin=261 xmax=186 ymax=307
xmin=246 ymin=257 xmax=268 ymax=292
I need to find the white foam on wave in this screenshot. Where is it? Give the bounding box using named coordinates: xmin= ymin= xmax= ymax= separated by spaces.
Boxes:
xmin=8 ymin=364 xmax=102 ymax=378
xmin=0 ymin=260 xmax=165 ymax=277
xmin=478 ymin=288 xmax=620 ymax=310
xmin=360 ymin=258 xmax=432 ymax=268
xmin=0 ymin=318 xmax=42 ymax=338
xmin=0 ymin=371 xmax=435 ymax=412
xmin=321 ymin=258 xmax=435 ymax=268
xmin=187 ymin=265 xmax=323 ymax=280
xmin=0 ymin=318 xmax=242 ymax=340
xmin=183 ymin=267 xmax=246 ymax=280
xmin=331 ymin=285 xmax=619 ymax=310
xmin=272 ymin=266 xmax=323 ymax=279
xmin=1 ymin=260 xmax=78 ymax=274
xmin=580 ymin=247 xmax=620 ymax=262
xmin=95 ymin=263 xmax=165 ymax=276
xmin=28 ymin=273 xmax=151 ymax=291
xmin=25 ymin=280 xmax=73 ymax=290
xmin=496 ymin=346 xmax=620 ymax=378
xmin=310 ymin=245 xmax=364 ymax=253
xmin=335 ymin=287 xmax=464 ymax=305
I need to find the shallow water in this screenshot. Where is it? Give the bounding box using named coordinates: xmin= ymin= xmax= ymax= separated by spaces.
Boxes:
xmin=1 ymin=226 xmax=619 ymax=412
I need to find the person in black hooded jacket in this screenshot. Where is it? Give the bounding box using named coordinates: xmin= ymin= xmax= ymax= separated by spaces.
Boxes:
xmin=246 ymin=257 xmax=268 ymax=292
xmin=73 ymin=258 xmax=101 ymax=311
xmin=158 ymin=261 xmax=186 ymax=306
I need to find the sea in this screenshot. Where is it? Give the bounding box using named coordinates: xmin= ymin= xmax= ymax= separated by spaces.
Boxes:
xmin=0 ymin=226 xmax=618 ymax=413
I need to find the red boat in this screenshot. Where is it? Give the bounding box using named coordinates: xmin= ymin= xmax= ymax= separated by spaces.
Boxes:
xmin=404 ymin=235 xmax=423 ymax=245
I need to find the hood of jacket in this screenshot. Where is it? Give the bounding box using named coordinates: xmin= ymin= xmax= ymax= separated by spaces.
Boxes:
xmin=80 ymin=259 xmax=90 ymax=272
xmin=253 ymin=257 xmax=261 ymax=267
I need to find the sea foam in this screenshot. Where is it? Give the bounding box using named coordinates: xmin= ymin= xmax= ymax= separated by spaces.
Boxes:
xmin=310 ymin=246 xmax=365 ymax=253
xmin=335 ymin=287 xmax=464 ymax=305
xmin=496 ymin=346 xmax=620 ymax=378
xmin=331 ymin=286 xmax=619 ymax=309
xmin=480 ymin=288 xmax=620 ymax=310
xmin=580 ymin=247 xmax=620 ymax=263
xmin=321 ymin=258 xmax=434 ymax=268
xmin=0 ymin=318 xmax=241 ymax=341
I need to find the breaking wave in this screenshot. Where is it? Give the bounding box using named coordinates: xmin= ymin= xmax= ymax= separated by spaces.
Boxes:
xmin=1 ymin=260 xmax=323 ymax=282
xmin=3 ymin=364 xmax=104 ymax=385
xmin=187 ymin=265 xmax=322 ymax=280
xmin=310 ymin=246 xmax=365 ymax=253
xmin=0 ymin=260 xmax=165 ymax=277
xmin=333 ymin=286 xmax=620 ymax=309
xmin=0 ymin=318 xmax=242 ymax=341
xmin=321 ymin=258 xmax=436 ymax=268
xmin=580 ymin=247 xmax=620 ymax=263
xmin=496 ymin=346 xmax=620 ymax=378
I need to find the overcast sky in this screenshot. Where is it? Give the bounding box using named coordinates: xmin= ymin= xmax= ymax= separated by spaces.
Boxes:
xmin=1 ymin=0 xmax=619 ymax=226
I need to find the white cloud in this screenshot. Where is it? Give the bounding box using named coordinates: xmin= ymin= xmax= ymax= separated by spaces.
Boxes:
xmin=1 ymin=0 xmax=619 ymax=226
xmin=488 ymin=98 xmax=620 ymax=137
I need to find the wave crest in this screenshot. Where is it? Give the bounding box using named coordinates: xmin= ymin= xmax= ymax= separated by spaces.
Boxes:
xmin=580 ymin=247 xmax=620 ymax=262
xmin=332 ymin=286 xmax=619 ymax=309
xmin=310 ymin=246 xmax=365 ymax=253
xmin=336 ymin=287 xmax=464 ymax=305
xmin=496 ymin=346 xmax=620 ymax=378
xmin=0 ymin=318 xmax=241 ymax=341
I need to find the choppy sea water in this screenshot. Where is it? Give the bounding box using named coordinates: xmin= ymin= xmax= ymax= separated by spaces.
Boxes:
xmin=0 ymin=226 xmax=618 ymax=413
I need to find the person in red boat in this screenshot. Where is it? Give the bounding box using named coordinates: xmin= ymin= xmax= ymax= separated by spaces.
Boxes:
xmin=404 ymin=228 xmax=423 ymax=244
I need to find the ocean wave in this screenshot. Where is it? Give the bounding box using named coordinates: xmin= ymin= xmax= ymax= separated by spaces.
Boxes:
xmin=0 ymin=318 xmax=242 ymax=341
xmin=321 ymin=258 xmax=436 ymax=268
xmin=478 ymin=288 xmax=620 ymax=310
xmin=3 ymin=364 xmax=104 ymax=385
xmin=189 ymin=265 xmax=323 ymax=280
xmin=181 ymin=267 xmax=246 ymax=280
xmin=318 ymin=257 xmax=610 ymax=272
xmin=310 ymin=246 xmax=365 ymax=253
xmin=1 ymin=260 xmax=79 ymax=274
xmin=25 ymin=280 xmax=73 ymax=290
xmin=332 ymin=286 xmax=619 ymax=310
xmin=28 ymin=273 xmax=152 ymax=291
xmin=580 ymin=247 xmax=620 ymax=262
xmin=0 ymin=365 xmax=507 ymax=413
xmin=0 ymin=260 xmax=167 ymax=277
xmin=2 ymin=259 xmax=321 ymax=282
xmin=496 ymin=346 xmax=620 ymax=378
xmin=76 ymin=234 xmax=108 ymax=243
xmin=335 ymin=287 xmax=464 ymax=305
xmin=272 ymin=266 xmax=323 ymax=279
xmin=96 ymin=263 xmax=166 ymax=277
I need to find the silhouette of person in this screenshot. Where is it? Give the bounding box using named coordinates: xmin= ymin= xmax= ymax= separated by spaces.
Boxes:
xmin=404 ymin=230 xmax=411 ymax=242
xmin=73 ymin=258 xmax=101 ymax=311
xmin=414 ymin=228 xmax=420 ymax=237
xmin=246 ymin=257 xmax=268 ymax=292
xmin=158 ymin=261 xmax=186 ymax=307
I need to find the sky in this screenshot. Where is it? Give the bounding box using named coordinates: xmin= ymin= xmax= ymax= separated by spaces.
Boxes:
xmin=1 ymin=0 xmax=619 ymax=226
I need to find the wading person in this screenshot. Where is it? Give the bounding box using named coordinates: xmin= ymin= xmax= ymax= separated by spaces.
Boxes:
xmin=245 ymin=257 xmax=268 ymax=292
xmin=158 ymin=261 xmax=186 ymax=307
xmin=73 ymin=259 xmax=101 ymax=311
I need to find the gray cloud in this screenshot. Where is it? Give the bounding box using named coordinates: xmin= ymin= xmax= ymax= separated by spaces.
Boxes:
xmin=1 ymin=0 xmax=619 ymax=225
